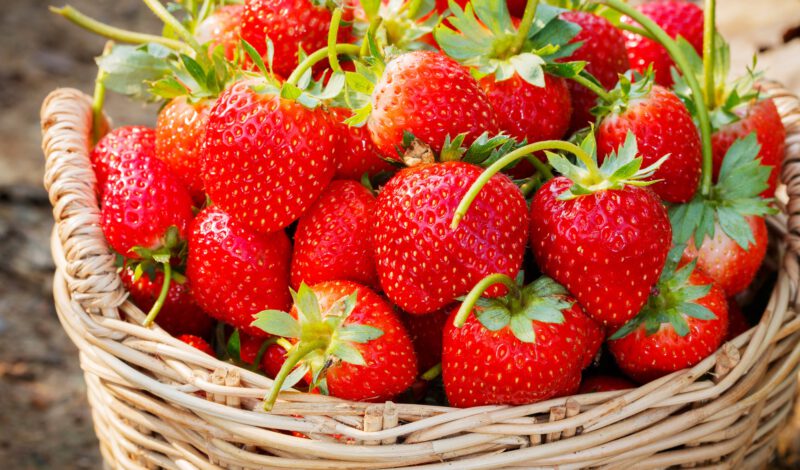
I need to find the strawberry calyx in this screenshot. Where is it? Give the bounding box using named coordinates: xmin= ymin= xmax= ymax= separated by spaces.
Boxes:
xmin=592 ymin=69 xmax=654 ymax=119
xmin=397 ymin=130 xmax=524 ymax=167
xmin=354 ymin=0 xmax=442 ymax=52
xmin=452 ymin=273 xmax=570 ymax=344
xmin=610 ymin=246 xmax=717 ymax=340
xmin=669 ymin=133 xmax=777 ymax=250
xmin=252 ymin=283 xmax=384 ymax=411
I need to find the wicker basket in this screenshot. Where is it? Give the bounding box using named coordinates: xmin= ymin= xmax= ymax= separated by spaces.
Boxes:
xmin=41 ymin=83 xmax=800 ymax=469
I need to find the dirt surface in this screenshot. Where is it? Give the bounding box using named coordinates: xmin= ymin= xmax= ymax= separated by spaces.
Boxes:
xmin=0 ymin=1 xmax=799 ymax=469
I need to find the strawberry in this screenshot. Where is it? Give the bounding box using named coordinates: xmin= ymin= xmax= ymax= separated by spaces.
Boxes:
xmin=622 ymin=0 xmax=704 ymax=87
xmin=328 ymin=107 xmax=394 ymax=180
xmin=442 ymin=275 xmax=600 ymax=407
xmin=373 ymin=161 xmax=528 ymax=314
xmin=186 ymin=206 xmax=292 ymax=337
xmin=529 ymin=133 xmax=672 ymax=329
xmin=608 ymin=251 xmax=729 ymax=383
xmin=90 ymin=125 xmax=155 ymax=195
xmin=560 ymin=10 xmax=629 ymax=132
xmin=726 ymin=299 xmax=751 ymax=341
xmin=253 ymin=281 xmax=417 ymax=409
xmin=366 ymin=50 xmax=498 ymax=159
xmin=290 ymin=180 xmax=379 ymax=290
xmin=596 ymin=74 xmax=702 ymax=203
xmin=578 ymin=375 xmax=635 ymax=394
xmin=201 ymin=79 xmax=337 ymax=233
xmin=401 ymin=307 xmax=451 ymax=373
xmin=261 ymin=342 xmax=291 ymax=379
xmin=178 ymin=334 xmax=216 ymax=356
xmin=195 ymin=4 xmax=244 ymax=60
xmin=119 ymin=262 xmax=213 ymax=338
xmin=238 ymin=331 xmax=268 ymax=365
xmin=155 ymin=96 xmax=210 ymax=201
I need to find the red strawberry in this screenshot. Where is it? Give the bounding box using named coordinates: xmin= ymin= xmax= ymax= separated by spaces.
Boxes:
xmin=443 ymin=275 xmax=600 ymax=407
xmin=596 ymin=78 xmax=702 ymax=203
xmin=622 ymin=0 xmax=704 ymax=86
xmin=120 ymin=263 xmax=213 ymax=338
xmin=578 ymin=375 xmax=635 ymax=394
xmin=238 ymin=331 xmax=267 ymax=365
xmin=261 ymin=342 xmax=290 ymax=379
xmin=186 ymin=206 xmax=292 ymax=337
xmin=561 ymin=10 xmax=629 ymax=132
xmin=178 ymin=334 xmax=215 ymax=356
xmin=373 ymin=161 xmax=528 ymax=314
xmin=195 ymin=4 xmax=244 ymax=60
xmin=254 ymin=281 xmax=417 ymax=409
xmin=155 ymin=96 xmax=210 ymax=201
xmin=530 ymin=134 xmax=672 ymax=329
xmin=367 ymin=51 xmax=498 ymax=159
xmin=202 ymin=79 xmax=337 ymax=233
xmin=608 ymin=261 xmax=728 ymax=383
xmin=328 ymin=107 xmax=394 ymax=180
xmin=726 ymin=299 xmax=750 ymax=341
xmin=401 ymin=307 xmax=451 ymax=373
xmin=712 ymin=98 xmax=785 ymax=198
xmin=683 ymin=215 xmax=768 ymax=297
xmin=291 ymin=180 xmax=378 ymax=290
xmin=90 ymin=125 xmax=155 ymax=194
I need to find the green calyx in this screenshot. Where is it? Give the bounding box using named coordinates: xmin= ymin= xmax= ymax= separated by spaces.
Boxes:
xmin=669 ymin=133 xmax=777 ymax=250
xmin=610 ymin=246 xmax=716 ymax=340
xmin=435 ymin=0 xmax=585 ymax=86
xmin=355 ymin=0 xmax=441 ymax=52
xmin=150 ymin=48 xmax=236 ymax=103
xmin=592 ymin=69 xmax=655 ymax=119
xmin=398 ymin=130 xmax=525 ymax=168
xmin=252 ymin=283 xmax=384 ymax=411
xmin=453 ymin=273 xmax=571 ymax=344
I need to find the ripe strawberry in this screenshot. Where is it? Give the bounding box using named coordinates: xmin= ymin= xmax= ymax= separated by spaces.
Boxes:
xmin=367 ymin=50 xmax=498 ymax=159
xmin=119 ymin=263 xmax=213 ymax=338
xmin=578 ymin=375 xmax=635 ymax=394
xmin=328 ymin=108 xmax=394 ymax=180
xmin=261 ymin=342 xmax=290 ymax=379
xmin=90 ymin=125 xmax=155 ymax=194
xmin=202 ymin=79 xmax=337 ymax=233
xmin=712 ymin=98 xmax=785 ymax=198
xmin=187 ymin=206 xmax=292 ymax=337
xmin=608 ymin=257 xmax=729 ymax=383
xmin=401 ymin=307 xmax=451 ymax=373
xmin=596 ymin=75 xmax=702 ymax=203
xmin=238 ymin=331 xmax=267 ymax=365
xmin=290 ymin=180 xmax=379 ymax=290
xmin=726 ymin=299 xmax=751 ymax=341
xmin=530 ymin=133 xmax=672 ymax=329
xmin=373 ymin=161 xmax=528 ymax=314
xmin=622 ymin=0 xmax=704 ymax=86
xmin=195 ymin=4 xmax=244 ymax=60
xmin=178 ymin=335 xmax=215 ymax=356
xmin=443 ymin=275 xmax=600 ymax=407
xmin=561 ymin=10 xmax=629 ymax=132
xmin=254 ymin=281 xmax=417 ymax=409
xmin=155 ymin=96 xmax=210 ymax=201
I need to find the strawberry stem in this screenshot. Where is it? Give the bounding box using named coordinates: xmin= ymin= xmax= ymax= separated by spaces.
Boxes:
xmin=328 ymin=8 xmax=344 ymax=73
xmin=615 ymin=22 xmax=655 ymax=41
xmin=453 ymin=273 xmax=520 ymax=328
xmin=511 ymin=0 xmax=540 ymax=55
xmin=263 ymin=339 xmax=327 ymax=411
xmin=50 ymin=5 xmax=192 ymax=54
xmin=570 ymin=73 xmax=612 ymax=103
xmin=421 ymin=363 xmax=442 ymax=381
xmin=91 ymin=41 xmax=113 ymax=145
xmin=142 ymin=0 xmax=202 ymax=53
xmin=703 ymin=0 xmax=716 ymax=110
xmin=286 ymin=44 xmax=362 ymax=86
xmin=143 ymin=262 xmax=171 ymax=327
xmin=600 ymin=0 xmax=714 ymax=197
xmin=451 ymin=140 xmax=594 ymax=229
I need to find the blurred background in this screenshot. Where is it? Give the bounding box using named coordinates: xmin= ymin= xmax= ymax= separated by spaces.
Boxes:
xmin=0 ymin=0 xmax=799 ymax=468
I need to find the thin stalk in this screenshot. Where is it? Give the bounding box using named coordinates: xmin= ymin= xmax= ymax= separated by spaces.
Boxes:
xmin=569 ymin=73 xmax=612 ymax=103
xmin=703 ymin=0 xmax=716 ymax=109
xmin=143 ymin=262 xmax=172 ymax=327
xmin=91 ymin=42 xmax=113 ymax=145
xmin=197 ymin=0 xmax=214 ymax=24
xmin=263 ymin=340 xmax=327 ymax=411
xmin=286 ymin=44 xmax=361 ymax=86
xmin=601 ymin=0 xmax=714 ymax=197
xmin=50 ymin=6 xmax=192 ymax=54
xmin=453 ymin=274 xmax=520 ymax=327
xmin=327 ymin=8 xmax=344 ymax=74
xmin=451 ymin=140 xmax=594 ymax=229
xmin=360 ymin=17 xmax=383 ymax=57
xmin=527 ymin=154 xmax=554 ymax=180
xmin=142 ymin=0 xmax=202 ymax=52
xmin=511 ymin=0 xmax=540 ymax=55
xmin=615 ymin=22 xmax=656 ymax=41
xmin=421 ymin=363 xmax=442 ymax=381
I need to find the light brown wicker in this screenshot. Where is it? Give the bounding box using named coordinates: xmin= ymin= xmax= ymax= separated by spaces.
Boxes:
xmin=41 ymin=83 xmax=800 ymax=469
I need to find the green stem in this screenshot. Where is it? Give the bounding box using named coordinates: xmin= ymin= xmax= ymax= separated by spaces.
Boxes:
xmin=360 ymin=18 xmax=383 ymax=57
xmin=703 ymin=0 xmax=716 ymax=110
xmin=600 ymin=0 xmax=714 ymax=197
xmin=453 ymin=274 xmax=520 ymax=328
xmin=50 ymin=6 xmax=192 ymax=54
xmin=451 ymin=140 xmax=594 ymax=229
xmin=91 ymin=42 xmax=113 ymax=145
xmin=143 ymin=262 xmax=171 ymax=327
xmin=406 ymin=0 xmax=424 ymax=18
xmin=286 ymin=44 xmax=361 ymax=86
xmin=511 ymin=0 xmax=540 ymax=55
xmin=519 ymin=176 xmax=540 ymax=197
xmin=526 ymin=154 xmax=554 ymax=180
xmin=327 ymin=8 xmax=344 ymax=74
xmin=142 ymin=0 xmax=202 ymax=52
xmin=421 ymin=363 xmax=442 ymax=381
xmin=263 ymin=340 xmax=327 ymax=411
xmin=197 ymin=0 xmax=214 ymax=24
xmin=615 ymin=22 xmax=656 ymax=41
xmin=569 ymin=72 xmax=612 ymax=103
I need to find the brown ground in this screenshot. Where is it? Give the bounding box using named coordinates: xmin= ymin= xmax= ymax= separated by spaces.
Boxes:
xmin=0 ymin=1 xmax=799 ymax=469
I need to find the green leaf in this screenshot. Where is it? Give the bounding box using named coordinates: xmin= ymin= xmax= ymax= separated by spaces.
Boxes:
xmin=345 ymin=71 xmax=375 ymax=95
xmin=475 ymin=305 xmax=512 ymax=331
xmin=280 ymin=363 xmax=310 ymax=391
xmin=680 ymin=302 xmax=717 ymax=321
xmin=295 ymin=283 xmax=322 ymax=323
xmin=344 ymin=103 xmax=372 ymax=127
xmin=510 ymin=53 xmax=546 ymax=87
xmin=717 ymin=205 xmax=755 ymax=249
xmin=96 ymin=44 xmax=174 ymax=102
xmin=337 ymin=324 xmax=384 ymax=343
xmin=226 ymin=330 xmax=241 ymax=360
xmin=609 ymin=318 xmax=641 ymax=340
xmin=667 ymin=311 xmax=690 ymax=337
xmin=280 ymin=82 xmax=303 ymax=101
xmin=329 ymin=342 xmax=366 ymax=366
xmin=509 ymin=314 xmax=535 ymax=343
xmin=523 ymin=276 xmax=568 ymax=298
xmin=251 ymin=310 xmax=301 ymax=338
xmin=241 ymin=39 xmax=268 ymax=77
xmin=359 ymin=0 xmax=381 ymax=20
xmin=520 ymin=298 xmax=567 ymax=324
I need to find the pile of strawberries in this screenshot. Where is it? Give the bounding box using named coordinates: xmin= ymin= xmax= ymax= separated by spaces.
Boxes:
xmin=62 ymin=0 xmax=786 ymax=410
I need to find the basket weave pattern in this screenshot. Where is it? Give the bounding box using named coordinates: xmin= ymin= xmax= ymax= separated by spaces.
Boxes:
xmin=41 ymin=84 xmax=800 ymax=469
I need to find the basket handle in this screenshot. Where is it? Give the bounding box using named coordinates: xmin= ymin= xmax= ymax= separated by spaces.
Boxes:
xmin=767 ymin=84 xmax=800 ymax=258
